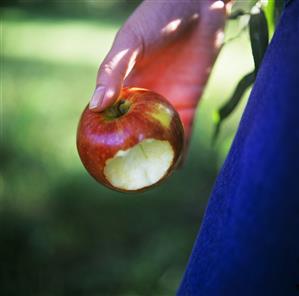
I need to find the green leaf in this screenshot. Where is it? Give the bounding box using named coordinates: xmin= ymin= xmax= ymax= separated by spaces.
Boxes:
xmin=264 ymin=0 xmax=275 ymax=36
xmin=212 ymin=72 xmax=255 ymax=144
xmin=249 ymin=8 xmax=269 ymax=76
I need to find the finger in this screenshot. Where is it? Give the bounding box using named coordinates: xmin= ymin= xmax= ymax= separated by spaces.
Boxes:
xmin=89 ymin=28 xmax=142 ymax=112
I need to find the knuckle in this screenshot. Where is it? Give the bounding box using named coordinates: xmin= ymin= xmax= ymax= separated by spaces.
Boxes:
xmin=98 ymin=61 xmax=114 ymax=81
xmin=102 ymin=62 xmax=114 ymax=74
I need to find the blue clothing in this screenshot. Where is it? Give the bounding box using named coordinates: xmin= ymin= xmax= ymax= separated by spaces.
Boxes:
xmin=178 ymin=1 xmax=299 ymax=295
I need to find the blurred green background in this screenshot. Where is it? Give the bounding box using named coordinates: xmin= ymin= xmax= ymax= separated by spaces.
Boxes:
xmin=1 ymin=1 xmax=254 ymax=295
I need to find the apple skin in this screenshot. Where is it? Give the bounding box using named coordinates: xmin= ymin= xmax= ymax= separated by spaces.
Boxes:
xmin=76 ymin=87 xmax=184 ymax=192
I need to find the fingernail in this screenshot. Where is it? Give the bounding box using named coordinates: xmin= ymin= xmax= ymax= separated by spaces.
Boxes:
xmin=89 ymin=86 xmax=106 ymax=109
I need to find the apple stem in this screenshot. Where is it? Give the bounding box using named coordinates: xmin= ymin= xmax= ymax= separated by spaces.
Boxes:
xmin=117 ymin=100 xmax=126 ymax=115
xmin=104 ymin=100 xmax=131 ymax=120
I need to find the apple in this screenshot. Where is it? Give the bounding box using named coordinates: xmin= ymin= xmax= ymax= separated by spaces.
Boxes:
xmin=77 ymin=87 xmax=184 ymax=192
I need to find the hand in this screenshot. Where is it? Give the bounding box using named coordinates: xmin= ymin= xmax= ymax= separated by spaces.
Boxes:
xmin=89 ymin=0 xmax=230 ymax=154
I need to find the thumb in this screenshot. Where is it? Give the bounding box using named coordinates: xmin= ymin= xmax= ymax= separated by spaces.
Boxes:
xmin=89 ymin=28 xmax=142 ymax=112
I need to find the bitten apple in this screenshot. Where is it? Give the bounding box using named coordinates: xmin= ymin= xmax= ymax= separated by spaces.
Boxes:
xmin=77 ymin=87 xmax=184 ymax=192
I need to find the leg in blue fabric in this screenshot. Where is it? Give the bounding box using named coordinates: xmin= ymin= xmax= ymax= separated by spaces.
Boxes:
xmin=178 ymin=1 xmax=299 ymax=295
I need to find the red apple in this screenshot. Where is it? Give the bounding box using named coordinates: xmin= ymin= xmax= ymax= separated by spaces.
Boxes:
xmin=77 ymin=87 xmax=184 ymax=192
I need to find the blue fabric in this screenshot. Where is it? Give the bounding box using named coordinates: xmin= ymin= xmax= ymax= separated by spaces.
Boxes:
xmin=178 ymin=1 xmax=299 ymax=295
